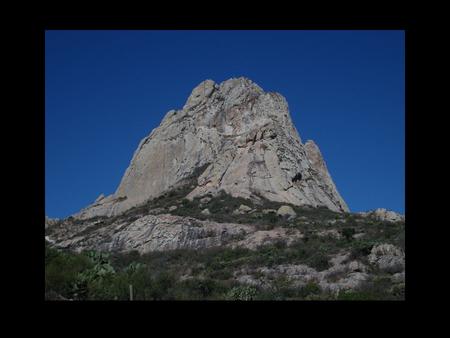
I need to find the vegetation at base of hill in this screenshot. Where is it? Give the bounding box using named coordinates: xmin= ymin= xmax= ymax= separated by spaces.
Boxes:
xmin=45 ymin=178 xmax=404 ymax=301
xmin=46 ymin=233 xmax=404 ymax=301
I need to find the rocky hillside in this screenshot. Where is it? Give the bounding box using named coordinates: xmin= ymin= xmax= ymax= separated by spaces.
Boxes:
xmin=46 ymin=184 xmax=405 ymax=300
xmin=45 ymin=77 xmax=405 ymax=300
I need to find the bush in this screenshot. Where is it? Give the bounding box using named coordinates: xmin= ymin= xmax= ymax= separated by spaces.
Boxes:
xmin=171 ymin=278 xmax=229 ymax=300
xmin=45 ymin=245 xmax=93 ymax=297
xmin=147 ymin=272 xmax=177 ymax=300
xmin=350 ymin=240 xmax=377 ymax=260
xmin=337 ymin=275 xmax=400 ymax=301
xmin=306 ymin=252 xmax=330 ymax=271
xmin=86 ymin=273 xmax=130 ymax=300
xmin=391 ymin=283 xmax=405 ymax=299
xmin=226 ymin=285 xmax=258 ymax=301
xmin=296 ymin=281 xmax=322 ymax=299
xmin=336 ymin=290 xmax=377 ymax=300
xmin=341 ymin=227 xmax=356 ymax=241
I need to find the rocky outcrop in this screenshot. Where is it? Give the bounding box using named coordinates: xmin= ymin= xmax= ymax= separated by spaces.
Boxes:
xmin=73 ymin=77 xmax=349 ymax=220
xmin=51 ymin=213 xmax=303 ymax=254
xmin=235 ymin=253 xmax=370 ymax=294
xmin=232 ymin=204 xmax=253 ymax=215
xmin=368 ymin=243 xmax=405 ymax=273
xmin=276 ymin=205 xmax=297 ymax=220
xmin=45 ymin=216 xmax=59 ymax=229
xmin=358 ymin=208 xmax=404 ymax=222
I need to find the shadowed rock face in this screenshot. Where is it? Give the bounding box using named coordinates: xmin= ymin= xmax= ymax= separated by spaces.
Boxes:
xmin=74 ymin=77 xmax=349 ymax=219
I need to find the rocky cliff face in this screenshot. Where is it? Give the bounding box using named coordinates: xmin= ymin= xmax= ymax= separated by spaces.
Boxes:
xmin=74 ymin=77 xmax=348 ymax=220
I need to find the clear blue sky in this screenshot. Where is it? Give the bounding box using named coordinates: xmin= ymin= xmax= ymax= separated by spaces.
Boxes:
xmin=45 ymin=30 xmax=404 ymax=218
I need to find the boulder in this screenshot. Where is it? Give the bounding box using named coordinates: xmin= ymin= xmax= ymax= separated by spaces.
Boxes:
xmin=368 ymin=244 xmax=405 ymax=273
xmin=233 ymin=204 xmax=253 ymax=215
xmin=277 ymin=205 xmax=297 ymax=220
xmin=200 ymin=196 xmax=211 ymax=204
xmin=352 ymin=232 xmax=365 ymax=239
xmin=201 ymin=208 xmax=211 ymax=215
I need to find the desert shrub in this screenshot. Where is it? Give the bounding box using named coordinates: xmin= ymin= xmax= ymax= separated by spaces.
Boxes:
xmin=257 ymin=276 xmax=321 ymax=300
xmin=336 ymin=290 xmax=377 ymax=300
xmin=341 ymin=227 xmax=356 ymax=241
xmin=110 ymin=250 xmax=141 ymax=270
xmin=143 ymin=272 xmax=177 ymax=300
xmin=250 ymin=243 xmax=287 ymax=268
xmin=303 ymin=292 xmax=335 ymax=300
xmin=306 ymin=252 xmax=330 ymax=271
xmin=344 ymin=217 xmax=358 ymax=228
xmin=226 ymin=285 xmax=258 ymax=301
xmin=396 ymin=231 xmax=405 ymax=251
xmin=391 ymin=283 xmax=405 ymax=299
xmin=207 ymin=267 xmax=234 ymax=280
xmin=85 ymin=272 xmax=130 ymax=300
xmin=299 ymin=281 xmax=322 ymax=298
xmin=262 ymin=212 xmax=279 ymax=224
xmin=337 ymin=275 xmax=399 ymax=301
xmin=349 ymin=239 xmax=377 ymax=260
xmin=45 ymin=245 xmax=93 ymax=298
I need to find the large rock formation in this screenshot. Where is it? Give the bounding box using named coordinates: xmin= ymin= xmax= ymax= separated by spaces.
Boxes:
xmin=50 ymin=213 xmax=304 ymax=254
xmin=357 ymin=208 xmax=405 ymax=223
xmin=74 ymin=77 xmax=348 ymax=220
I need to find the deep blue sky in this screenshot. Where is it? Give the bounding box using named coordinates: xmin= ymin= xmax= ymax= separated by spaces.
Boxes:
xmin=45 ymin=30 xmax=404 ymax=218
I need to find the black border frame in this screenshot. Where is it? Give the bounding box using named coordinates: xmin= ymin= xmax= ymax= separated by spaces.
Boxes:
xmin=26 ymin=12 xmax=422 ymax=318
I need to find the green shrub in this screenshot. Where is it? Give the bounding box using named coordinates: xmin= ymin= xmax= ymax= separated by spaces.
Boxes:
xmin=337 ymin=275 xmax=400 ymax=301
xmin=45 ymin=246 xmax=93 ymax=298
xmin=306 ymin=252 xmax=330 ymax=271
xmin=341 ymin=227 xmax=356 ymax=241
xmin=350 ymin=240 xmax=377 ymax=260
xmin=391 ymin=283 xmax=405 ymax=299
xmin=301 ymin=281 xmax=322 ymax=296
xmin=336 ymin=290 xmax=377 ymax=300
xmin=226 ymin=285 xmax=258 ymax=301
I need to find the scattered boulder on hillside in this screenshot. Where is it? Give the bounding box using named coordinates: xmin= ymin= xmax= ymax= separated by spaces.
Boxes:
xmin=233 ymin=204 xmax=253 ymax=215
xmin=352 ymin=232 xmax=365 ymax=239
xmin=317 ymin=229 xmax=342 ymax=239
xmin=368 ymin=243 xmax=405 ymax=273
xmin=200 ymin=196 xmax=212 ymax=204
xmin=277 ymin=205 xmax=297 ymax=220
xmin=201 ymin=208 xmax=211 ymax=215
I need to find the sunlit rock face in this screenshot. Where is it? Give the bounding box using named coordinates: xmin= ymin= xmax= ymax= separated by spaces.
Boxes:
xmin=74 ymin=77 xmax=348 ymax=220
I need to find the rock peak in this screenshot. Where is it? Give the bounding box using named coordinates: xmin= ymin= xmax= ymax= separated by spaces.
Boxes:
xmin=73 ymin=78 xmax=349 ymax=219
xmin=183 ymin=79 xmax=217 ymax=110
xmin=220 ymin=76 xmax=256 ymax=86
xmin=219 ymin=76 xmax=264 ymax=94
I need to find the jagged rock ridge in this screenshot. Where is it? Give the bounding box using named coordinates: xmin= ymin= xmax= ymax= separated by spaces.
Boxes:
xmin=74 ymin=77 xmax=348 ymax=219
